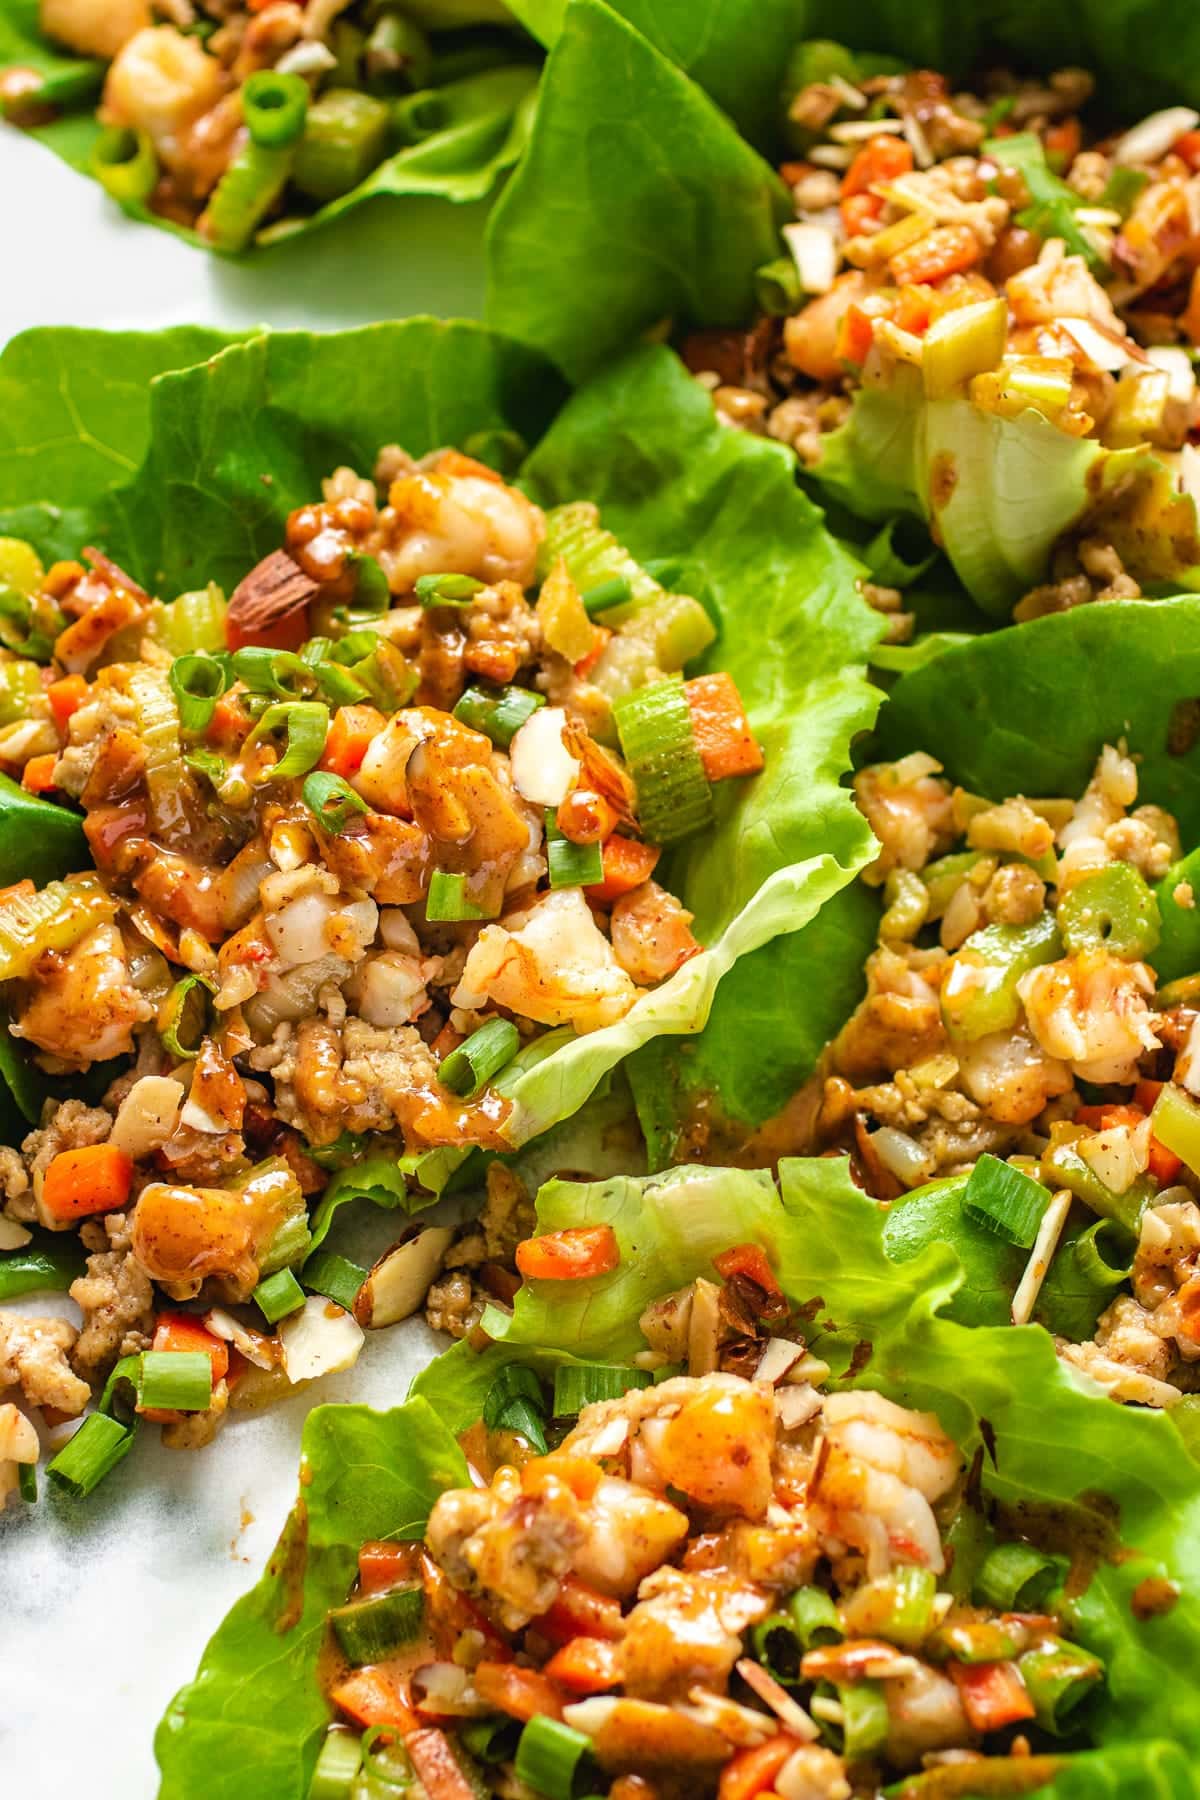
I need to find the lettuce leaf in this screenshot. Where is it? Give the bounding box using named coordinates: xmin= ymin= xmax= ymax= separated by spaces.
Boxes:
xmin=0 ymin=2 xmax=540 ymax=252
xmin=155 ymin=1398 xmax=468 ymax=1800
xmin=486 ymin=0 xmax=791 ymax=384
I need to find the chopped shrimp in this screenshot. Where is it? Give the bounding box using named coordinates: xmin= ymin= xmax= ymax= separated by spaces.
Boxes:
xmin=617 ymin=1569 xmax=769 ymax=1700
xmin=101 ymin=26 xmax=225 ymax=170
xmin=884 ymin=1663 xmax=971 ymax=1766
xmin=784 ymin=272 xmax=869 ymax=382
xmin=375 ymin=466 xmax=545 ymax=593
xmin=561 ymin=1697 xmax=729 ymax=1772
xmin=1017 ymin=950 xmax=1160 ymax=1084
xmin=609 ymin=881 xmax=701 ymax=986
xmin=0 ymin=1313 xmax=90 ymax=1416
xmin=1056 ymin=744 xmax=1138 ymax=888
xmin=812 ymin=1391 xmax=960 ymax=1577
xmin=14 ymin=923 xmax=152 ymax=1066
xmin=649 ymin=1380 xmax=777 ymax=1519
xmin=854 ymin=756 xmax=956 ymax=888
xmin=453 ymin=889 xmax=640 ymax=1033
xmin=1007 ymin=239 xmax=1126 ymax=332
xmin=956 ymin=1024 xmax=1073 ymax=1125
xmin=426 ymin=1464 xmax=583 ymax=1631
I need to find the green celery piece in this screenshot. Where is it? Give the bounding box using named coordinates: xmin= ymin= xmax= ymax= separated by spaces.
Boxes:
xmin=1154 ymin=846 xmax=1200 ymax=984
xmin=1058 ymin=862 xmax=1160 ymax=960
xmin=983 ymin=132 xmax=1104 ymax=271
xmin=940 ymin=912 xmax=1062 ymax=1042
xmin=1040 ymin=1140 xmax=1152 ymax=1238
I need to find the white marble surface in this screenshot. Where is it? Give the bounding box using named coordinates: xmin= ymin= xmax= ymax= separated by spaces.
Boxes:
xmin=0 ymin=124 xmax=495 ymax=1799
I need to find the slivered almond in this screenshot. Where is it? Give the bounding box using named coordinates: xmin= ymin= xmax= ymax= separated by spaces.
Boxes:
xmin=227 ymin=549 xmax=319 ymax=642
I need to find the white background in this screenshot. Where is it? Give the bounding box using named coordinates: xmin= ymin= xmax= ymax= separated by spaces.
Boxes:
xmin=0 ymin=124 xmax=494 ymax=1800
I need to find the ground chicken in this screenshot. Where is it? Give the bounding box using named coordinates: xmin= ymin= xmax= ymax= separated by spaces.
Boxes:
xmin=0 ymin=1314 xmax=91 ymax=1415
xmin=254 ymin=1016 xmax=441 ymax=1144
xmin=69 ymin=1211 xmax=156 ymax=1381
xmin=24 ymin=1099 xmax=113 ymax=1190
xmin=0 ymin=1146 xmax=31 ymax=1222
xmin=424 ymin=1270 xmax=480 ymax=1339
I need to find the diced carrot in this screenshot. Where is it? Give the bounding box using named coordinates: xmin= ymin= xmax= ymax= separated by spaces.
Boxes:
xmin=948 ymin=1660 xmax=1036 ymax=1733
xmin=841 ymin=132 xmax=914 ymax=197
xmin=1183 ymin=267 xmax=1200 ymax=347
xmin=138 ymin=1311 xmax=229 ymax=1422
xmin=717 ymin=1734 xmax=801 ymax=1800
xmin=204 ymin=691 xmax=250 ymax=751
xmin=836 ymin=298 xmax=884 ymax=367
xmin=515 ymin=1225 xmax=620 ymax=1282
xmin=535 ymin=1574 xmax=625 ymax=1644
xmin=473 ymin=1661 xmax=564 ymax=1723
xmin=889 ymin=224 xmax=982 ymax=288
xmin=1043 ymin=117 xmax=1081 ymax=170
xmin=22 ymin=753 xmax=59 ymax=794
xmin=574 ymin=623 xmax=612 ymax=679
xmin=1176 ymin=130 xmax=1200 ymax=172
xmin=840 ymin=191 xmax=882 ymax=236
xmin=320 ymin=703 xmax=387 ymax=779
xmin=152 ymin=1311 xmax=230 ymax=1382
xmin=894 ymin=283 xmax=935 ymax=336
xmin=684 ymin=673 xmax=764 ymax=782
xmin=42 ymin=1143 xmax=133 ymax=1223
xmin=1135 ymin=1079 xmax=1165 ymax=1113
xmin=47 ymin=674 xmax=89 ymax=734
xmin=1150 ymin=1137 xmax=1184 ymax=1186
xmin=224 ymin=1345 xmax=249 ymax=1392
xmin=406 ymin=1728 xmax=480 ymax=1800
xmin=331 ymin=1666 xmax=418 ymax=1733
xmin=544 ymin=1636 xmax=621 ymax=1695
xmin=358 ymin=1540 xmax=423 ymax=1596
xmin=436 ymin=449 xmax=503 ymax=485
xmin=779 ymin=160 xmax=815 ymax=186
xmin=713 ymin=1242 xmax=782 ymax=1297
xmin=1074 ymin=1103 xmax=1145 ymax=1131
xmin=585 ymin=835 xmax=660 ymax=906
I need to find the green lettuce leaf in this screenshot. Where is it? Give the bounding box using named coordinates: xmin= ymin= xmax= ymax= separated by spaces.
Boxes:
xmin=0 ymin=3 xmax=540 ymax=252
xmin=156 ymin=1398 xmax=468 ymax=1800
xmin=486 ymin=0 xmax=791 ymax=384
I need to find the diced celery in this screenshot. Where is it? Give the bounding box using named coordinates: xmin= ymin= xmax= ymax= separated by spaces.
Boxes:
xmin=1105 ymin=368 xmax=1171 ymax=448
xmin=0 ymin=876 xmax=114 ymax=981
xmin=940 ymin=912 xmax=1061 ymax=1041
xmin=537 ymin=501 xmax=662 ymax=616
xmin=923 ymin=298 xmax=1008 ymax=401
xmin=970 ymin=356 xmax=1074 ymax=422
xmin=0 ymin=661 xmax=44 ymax=727
xmin=160 ymin=582 xmax=228 ymax=655
xmin=1040 ymin=1137 xmax=1152 ymax=1236
xmin=293 ymin=89 xmax=390 ymax=203
xmin=1150 ymin=1083 xmax=1200 ymax=1180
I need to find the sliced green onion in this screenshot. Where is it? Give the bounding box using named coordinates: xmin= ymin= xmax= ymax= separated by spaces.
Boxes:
xmin=46 ymin=1412 xmax=133 ymax=1499
xmin=390 ymin=88 xmax=447 ymax=145
xmin=614 ymin=676 xmax=713 ymax=846
xmin=750 ymin=1613 xmax=808 ymax=1684
xmin=415 ymin=572 xmax=485 ymax=608
xmin=158 ymin=973 xmax=216 ymax=1061
xmin=91 ymin=125 xmax=158 ymax=204
xmin=330 ymin=1586 xmax=424 ymax=1666
xmin=138 ymin=1350 xmax=213 ymax=1413
xmin=425 ymin=870 xmax=495 ymax=923
xmin=293 ymin=89 xmax=390 ymax=203
xmin=514 ymin=1716 xmax=593 ymax=1800
xmin=453 ymin=682 xmax=544 ymax=748
xmin=930 ymin=1618 xmax=1022 ymax=1664
xmin=580 ymin=576 xmax=633 ymax=618
xmin=303 ymin=770 xmax=370 ymax=835
xmin=438 ymin=1019 xmax=520 ymax=1099
xmin=962 ymin=1154 xmax=1050 ymax=1250
xmin=0 ymin=1236 xmax=86 ymax=1301
xmin=1017 ymin=1640 xmax=1104 ymax=1734
xmin=1101 ymin=164 xmax=1149 ymax=217
xmin=838 ymin=1679 xmax=889 ymax=1758
xmin=17 ymin=1461 xmax=37 ymax=1503
xmin=169 ymin=652 xmax=227 ymax=735
xmin=186 ymin=746 xmax=229 ymax=791
xmin=643 ymin=558 xmax=684 ymax=588
xmin=0 ymin=585 xmax=62 ymax=662
xmin=303 ymin=1250 xmax=368 ymax=1312
xmin=754 ymin=255 xmax=803 ymax=315
xmin=308 ymin=1728 xmax=363 ymax=1800
xmin=545 ymin=811 xmax=604 ymax=889
xmin=250 ymin=701 xmax=329 ymax=781
xmin=232 ymin=646 xmax=311 ymax=697
xmin=331 ymin=629 xmax=380 ymax=666
xmin=552 ymin=1363 xmax=652 ymax=1417
xmin=203 ymin=139 xmax=295 ymax=254
xmin=787 ymin=1585 xmax=844 ymax=1651
xmin=312 ymin=661 xmax=370 ymax=707
xmin=242 ymin=69 xmax=309 ymax=149
xmin=359 ymin=1728 xmax=416 ymax=1789
xmin=461 ymin=1716 xmax=522 ymax=1765
xmin=484 ymin=1363 xmax=548 ymax=1454
xmin=849 ymin=1566 xmax=938 ymax=1649
xmin=348 ymin=639 xmax=417 ymax=712
xmin=259 ymin=1206 xmax=313 ymax=1277
xmin=975 ymin=1542 xmax=1061 ymax=1612
xmin=349 ymin=552 xmax=391 ymax=615
xmin=365 ymin=10 xmax=432 ymax=92
xmin=254 ymin=1266 xmax=306 ymax=1324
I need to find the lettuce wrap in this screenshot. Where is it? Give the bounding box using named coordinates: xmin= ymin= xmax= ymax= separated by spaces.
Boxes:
xmin=158 ymin=1151 xmax=1200 ymax=1799
xmin=0 ymin=0 xmax=540 ymax=251
xmin=486 ymin=0 xmax=1200 ymax=614
xmin=0 ymin=320 xmax=878 ymax=1193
